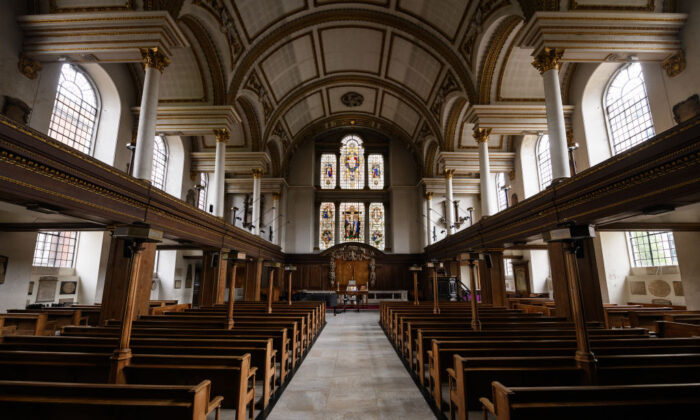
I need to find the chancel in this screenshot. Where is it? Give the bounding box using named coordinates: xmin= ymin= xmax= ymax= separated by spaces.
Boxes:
xmin=0 ymin=0 xmax=699 ymax=419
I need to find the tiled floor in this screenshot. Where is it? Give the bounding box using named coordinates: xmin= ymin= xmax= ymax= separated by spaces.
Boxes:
xmin=267 ymin=311 xmax=436 ymax=420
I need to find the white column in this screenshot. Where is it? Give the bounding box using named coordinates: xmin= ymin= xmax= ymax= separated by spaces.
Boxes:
xmin=251 ymin=169 xmax=262 ymax=235
xmin=425 ymin=192 xmax=433 ymax=246
xmin=132 ymin=48 xmax=169 ymax=181
xmin=272 ymin=193 xmax=280 ymax=245
xmin=445 ymin=170 xmax=455 ymax=235
xmin=533 ymin=48 xmax=570 ymax=181
xmin=474 ymin=128 xmax=498 ymax=216
xmin=212 ymin=129 xmax=228 ymax=218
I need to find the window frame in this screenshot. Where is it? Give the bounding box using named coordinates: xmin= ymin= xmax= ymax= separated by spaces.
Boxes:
xmin=496 ymin=172 xmax=508 ymax=211
xmin=602 ymin=63 xmax=656 ymax=156
xmin=32 ymin=231 xmax=79 ymax=268
xmin=625 ymin=230 xmax=678 ymax=268
xmin=535 ymin=134 xmax=553 ymax=191
xmin=197 ymin=172 xmax=208 ymax=211
xmin=151 ymin=135 xmax=169 ymax=190
xmin=48 ymin=63 xmax=101 ymax=156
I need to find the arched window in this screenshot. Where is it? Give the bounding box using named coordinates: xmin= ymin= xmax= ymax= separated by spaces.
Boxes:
xmin=368 ymin=202 xmax=385 ymax=250
xmin=48 ymin=64 xmax=99 ymax=154
xmin=368 ymin=154 xmax=384 ymax=190
xmin=627 ymin=231 xmax=677 ymax=267
xmin=536 ymin=135 xmax=552 ymax=190
xmin=197 ymin=173 xmax=208 ymax=211
xmin=496 ymin=172 xmax=508 ymax=211
xmin=339 ymin=135 xmax=365 ymax=189
xmin=339 ymin=202 xmax=365 ymax=243
xmin=320 ymin=154 xmax=336 ymax=189
xmin=33 ymin=231 xmax=78 ymax=268
xmin=319 ymin=202 xmax=336 ymax=251
xmin=605 ymin=63 xmax=655 ymax=154
xmin=151 ymin=136 xmax=168 ymax=190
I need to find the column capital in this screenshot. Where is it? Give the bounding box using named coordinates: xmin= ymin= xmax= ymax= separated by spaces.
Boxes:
xmin=473 ymin=127 xmax=492 ymax=144
xmin=272 ymin=192 xmax=280 ymax=200
xmin=444 ymin=169 xmax=455 ymax=179
xmin=214 ymin=128 xmax=230 ymax=143
xmin=252 ymin=168 xmax=263 ymax=178
xmin=18 ymin=53 xmax=41 ymax=80
xmin=425 ymin=192 xmax=433 ymax=200
xmin=140 ymin=47 xmax=170 ymax=72
xmin=661 ymin=49 xmax=685 ymax=77
xmin=531 ymin=48 xmax=564 ymax=74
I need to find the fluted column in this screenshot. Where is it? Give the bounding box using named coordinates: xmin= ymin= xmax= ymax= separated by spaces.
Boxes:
xmin=132 ymin=48 xmax=169 ymax=181
xmin=533 ymin=48 xmax=570 ymax=181
xmin=271 ymin=193 xmax=280 ymax=245
xmin=425 ymin=192 xmax=433 ymax=245
xmin=444 ymin=170 xmax=455 ymax=235
xmin=212 ymin=128 xmax=229 ymax=218
xmin=251 ymin=169 xmax=262 ymax=235
xmin=474 ymin=128 xmax=498 ymax=216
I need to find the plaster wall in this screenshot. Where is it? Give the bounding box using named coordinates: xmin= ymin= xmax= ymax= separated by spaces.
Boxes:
xmin=0 ymin=232 xmax=37 ymax=312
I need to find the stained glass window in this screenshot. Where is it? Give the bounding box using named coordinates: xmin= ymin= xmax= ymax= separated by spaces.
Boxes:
xmin=319 ymin=202 xmax=336 ymax=250
xmin=605 ymin=63 xmax=655 ymax=155
xmin=197 ymin=173 xmax=208 ymax=211
xmin=340 ymin=202 xmax=365 ymax=243
xmin=33 ymin=231 xmax=78 ymax=268
xmin=339 ymin=135 xmax=365 ymax=189
xmin=368 ymin=154 xmax=384 ymax=190
xmin=320 ymin=154 xmax=337 ymax=189
xmin=151 ymin=136 xmax=168 ymax=190
xmin=48 ymin=64 xmax=99 ymax=154
xmin=536 ymin=135 xmax=552 ymax=191
xmin=368 ymin=202 xmax=385 ymax=250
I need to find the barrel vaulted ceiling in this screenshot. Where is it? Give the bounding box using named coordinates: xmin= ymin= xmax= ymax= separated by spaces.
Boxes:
xmin=96 ymin=0 xmax=579 ymax=174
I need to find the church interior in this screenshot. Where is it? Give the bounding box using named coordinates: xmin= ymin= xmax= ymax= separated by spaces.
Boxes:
xmin=0 ymin=0 xmax=699 ymax=419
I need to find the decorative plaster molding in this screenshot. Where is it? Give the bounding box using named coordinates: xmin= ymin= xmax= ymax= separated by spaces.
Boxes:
xmin=465 ymin=104 xmax=574 ymax=135
xmin=419 ymin=177 xmax=481 ymax=195
xmin=131 ymin=105 xmax=240 ymax=135
xmin=438 ymin=151 xmax=515 ymax=176
xmin=191 ymin=151 xmax=270 ymax=175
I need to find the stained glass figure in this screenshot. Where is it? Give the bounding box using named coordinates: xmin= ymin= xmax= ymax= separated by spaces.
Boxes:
xmin=368 ymin=202 xmax=385 ymax=250
xmin=339 ymin=135 xmax=365 ymax=189
xmin=319 ymin=202 xmax=335 ymax=250
xmin=320 ymin=154 xmax=336 ymax=189
xmin=340 ymin=202 xmax=365 ymax=243
xmin=368 ymin=154 xmax=384 ymax=190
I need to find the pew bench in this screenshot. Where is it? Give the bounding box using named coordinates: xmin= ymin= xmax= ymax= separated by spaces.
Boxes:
xmin=0 ymin=379 xmax=223 ymax=420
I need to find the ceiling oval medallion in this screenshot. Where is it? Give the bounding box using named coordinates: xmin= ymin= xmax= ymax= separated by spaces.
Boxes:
xmin=341 ymin=91 xmax=364 ymax=107
xmin=648 ymin=279 xmax=671 ymax=297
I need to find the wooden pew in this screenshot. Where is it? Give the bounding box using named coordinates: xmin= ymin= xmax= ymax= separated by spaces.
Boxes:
xmin=8 ymin=308 xmax=89 ymax=328
xmin=0 ymin=335 xmax=276 ymax=409
xmin=0 ymin=350 xmax=255 ymax=420
xmin=481 ymin=381 xmax=700 ymax=420
xmin=0 ymin=313 xmax=54 ymax=336
xmin=150 ymin=303 xmax=191 ymax=315
xmin=628 ymin=310 xmax=700 ymax=332
xmin=0 ymin=379 xmax=223 ymax=420
xmin=656 ymin=320 xmax=700 ymax=338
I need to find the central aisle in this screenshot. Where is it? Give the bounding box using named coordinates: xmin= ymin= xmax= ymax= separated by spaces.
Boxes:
xmin=267 ymin=311 xmax=436 ymax=420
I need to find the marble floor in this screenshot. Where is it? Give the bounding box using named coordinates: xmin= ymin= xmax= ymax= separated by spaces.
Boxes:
xmin=266 ymin=311 xmax=437 ymax=420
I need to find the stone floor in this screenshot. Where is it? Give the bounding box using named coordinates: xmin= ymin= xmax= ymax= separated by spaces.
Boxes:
xmin=266 ymin=310 xmax=437 ymax=420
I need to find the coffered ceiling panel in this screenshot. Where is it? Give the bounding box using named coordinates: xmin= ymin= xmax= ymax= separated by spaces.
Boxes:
xmin=233 ymin=0 xmax=307 ymax=41
xmin=498 ymin=47 xmax=545 ymax=101
xmin=327 ymin=86 xmax=377 ymax=115
xmin=284 ymin=91 xmax=325 ymax=136
xmin=260 ymin=34 xmax=319 ymax=102
xmin=380 ymin=92 xmax=420 ymax=136
xmin=386 ymin=34 xmax=443 ymax=102
xmin=319 ymin=26 xmax=385 ymax=75
xmin=397 ymin=0 xmax=470 ymax=41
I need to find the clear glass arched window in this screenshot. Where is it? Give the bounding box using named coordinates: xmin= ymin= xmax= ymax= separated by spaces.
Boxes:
xmin=605 ymin=63 xmax=655 ymax=154
xmin=48 ymin=64 xmax=99 ymax=154
xmin=339 ymin=135 xmax=365 ymax=189
xmin=197 ymin=173 xmax=208 ymax=211
xmin=536 ymin=135 xmax=552 ymax=191
xmin=496 ymin=172 xmax=508 ymax=211
xmin=33 ymin=231 xmax=78 ymax=268
xmin=151 ymin=136 xmax=168 ymax=190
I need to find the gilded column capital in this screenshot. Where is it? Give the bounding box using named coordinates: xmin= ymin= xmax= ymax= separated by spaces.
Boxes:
xmin=252 ymin=168 xmax=263 ymax=178
xmin=531 ymin=48 xmax=565 ymax=74
xmin=473 ymin=127 xmax=492 ymax=144
xmin=662 ymin=50 xmax=685 ymax=78
xmin=140 ymin=47 xmax=170 ymax=72
xmin=214 ymin=128 xmax=230 ymax=143
xmin=444 ymin=169 xmax=455 ymax=179
xmin=425 ymin=192 xmax=433 ymax=201
xmin=272 ymin=192 xmax=280 ymax=201
xmin=18 ymin=53 xmax=42 ymax=80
